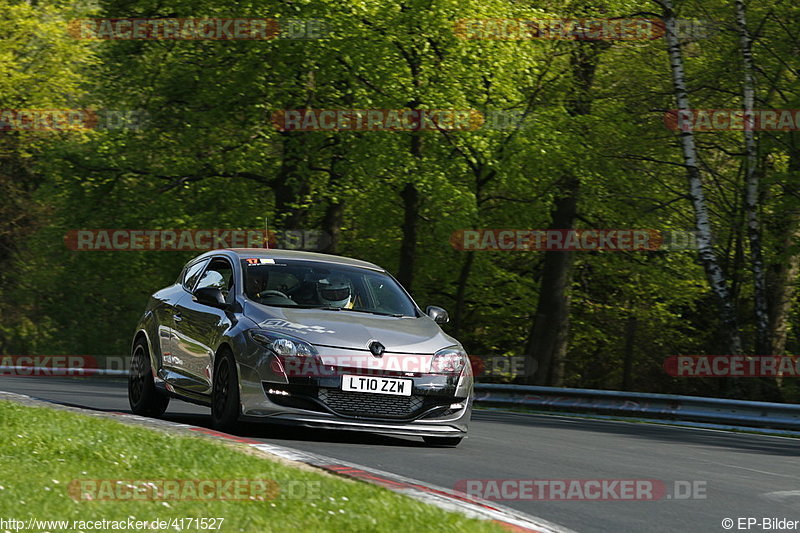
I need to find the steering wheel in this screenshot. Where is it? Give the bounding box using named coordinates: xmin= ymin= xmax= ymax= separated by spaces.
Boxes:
xmin=257 ymin=290 xmax=290 ymax=300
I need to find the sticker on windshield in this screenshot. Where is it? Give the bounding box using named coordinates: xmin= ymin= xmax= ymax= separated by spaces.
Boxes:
xmin=260 ymin=319 xmax=335 ymax=335
xmin=246 ymin=258 xmax=275 ymax=265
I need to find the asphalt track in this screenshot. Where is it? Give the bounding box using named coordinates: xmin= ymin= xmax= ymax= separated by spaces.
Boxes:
xmin=1 ymin=376 xmax=799 ymax=533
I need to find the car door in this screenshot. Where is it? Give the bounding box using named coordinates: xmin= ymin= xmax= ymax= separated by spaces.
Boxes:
xmin=170 ymin=256 xmax=235 ymax=394
xmin=158 ymin=258 xmax=209 ymax=379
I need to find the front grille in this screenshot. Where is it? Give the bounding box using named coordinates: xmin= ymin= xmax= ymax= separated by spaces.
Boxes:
xmin=318 ymin=388 xmax=424 ymax=419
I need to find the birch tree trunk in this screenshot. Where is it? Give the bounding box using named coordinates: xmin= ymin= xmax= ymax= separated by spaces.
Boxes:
xmin=660 ymin=0 xmax=743 ymax=356
xmin=735 ymin=0 xmax=769 ymax=355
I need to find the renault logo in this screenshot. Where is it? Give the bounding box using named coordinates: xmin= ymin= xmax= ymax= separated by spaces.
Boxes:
xmin=368 ymin=341 xmax=385 ymax=358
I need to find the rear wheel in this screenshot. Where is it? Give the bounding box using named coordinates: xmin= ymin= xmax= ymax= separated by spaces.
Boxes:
xmin=423 ymin=436 xmax=463 ymax=447
xmin=211 ymin=349 xmax=240 ymax=432
xmin=128 ymin=338 xmax=169 ymax=417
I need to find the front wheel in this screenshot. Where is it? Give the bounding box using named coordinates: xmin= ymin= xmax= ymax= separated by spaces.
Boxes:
xmin=211 ymin=350 xmax=240 ymax=432
xmin=422 ymin=436 xmax=463 ymax=447
xmin=128 ymin=338 xmax=169 ymax=417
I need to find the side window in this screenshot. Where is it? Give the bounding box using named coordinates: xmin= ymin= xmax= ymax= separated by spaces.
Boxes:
xmin=196 ymin=258 xmax=234 ymax=302
xmin=182 ymin=259 xmax=209 ymax=292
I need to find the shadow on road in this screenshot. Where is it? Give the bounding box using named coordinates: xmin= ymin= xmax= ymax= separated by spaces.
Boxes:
xmin=161 ymin=411 xmax=427 ymax=448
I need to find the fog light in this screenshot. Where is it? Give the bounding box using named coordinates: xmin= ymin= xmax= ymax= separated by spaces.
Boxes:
xmin=449 ymin=402 xmax=464 ymax=409
xmin=267 ymin=389 xmax=290 ymax=396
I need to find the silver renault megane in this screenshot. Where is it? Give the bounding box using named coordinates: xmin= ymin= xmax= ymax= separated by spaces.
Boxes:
xmin=128 ymin=249 xmax=473 ymax=446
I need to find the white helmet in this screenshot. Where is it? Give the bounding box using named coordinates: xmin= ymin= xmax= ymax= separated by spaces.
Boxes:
xmin=317 ymin=276 xmax=352 ymax=307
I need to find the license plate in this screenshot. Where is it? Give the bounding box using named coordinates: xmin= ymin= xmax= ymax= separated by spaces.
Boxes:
xmin=341 ymin=375 xmax=412 ymax=396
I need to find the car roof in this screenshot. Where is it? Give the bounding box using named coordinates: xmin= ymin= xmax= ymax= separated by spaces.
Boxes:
xmin=203 ymin=248 xmax=385 ymax=272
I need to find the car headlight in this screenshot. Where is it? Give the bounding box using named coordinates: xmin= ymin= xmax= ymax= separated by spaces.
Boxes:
xmin=430 ymin=345 xmax=467 ymax=374
xmin=249 ymin=330 xmax=317 ymax=357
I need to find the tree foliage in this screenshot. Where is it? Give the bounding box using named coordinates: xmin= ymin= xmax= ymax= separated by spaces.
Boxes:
xmin=3 ymin=0 xmax=800 ymax=401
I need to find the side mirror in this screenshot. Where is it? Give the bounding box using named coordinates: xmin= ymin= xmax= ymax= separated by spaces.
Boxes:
xmin=426 ymin=305 xmax=449 ymax=325
xmin=194 ymin=287 xmax=228 ymax=309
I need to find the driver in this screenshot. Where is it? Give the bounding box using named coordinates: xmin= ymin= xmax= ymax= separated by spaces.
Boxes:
xmin=316 ymin=276 xmax=354 ymax=308
xmin=246 ymin=270 xmax=269 ymax=299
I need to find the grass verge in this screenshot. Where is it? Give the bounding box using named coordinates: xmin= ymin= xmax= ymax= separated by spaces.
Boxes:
xmin=0 ymin=401 xmax=505 ymax=532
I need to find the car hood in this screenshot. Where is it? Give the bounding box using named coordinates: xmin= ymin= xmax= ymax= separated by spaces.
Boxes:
xmin=243 ymin=302 xmax=456 ymax=354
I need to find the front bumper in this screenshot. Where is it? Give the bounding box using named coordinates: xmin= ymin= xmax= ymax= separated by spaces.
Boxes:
xmin=237 ymin=361 xmax=473 ymax=437
xmin=239 ymin=413 xmax=468 ymax=437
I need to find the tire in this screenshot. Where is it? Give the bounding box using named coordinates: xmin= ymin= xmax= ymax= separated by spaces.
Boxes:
xmin=211 ymin=349 xmax=240 ymax=432
xmin=128 ymin=337 xmax=169 ymax=417
xmin=423 ymin=436 xmax=464 ymax=447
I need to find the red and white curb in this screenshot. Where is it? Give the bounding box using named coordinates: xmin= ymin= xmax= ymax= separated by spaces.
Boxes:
xmin=246 ymin=440 xmax=571 ymax=533
xmin=0 ymin=391 xmax=574 ymax=533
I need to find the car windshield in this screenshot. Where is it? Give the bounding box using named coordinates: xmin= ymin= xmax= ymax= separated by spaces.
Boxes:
xmin=241 ymin=258 xmax=418 ymax=317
